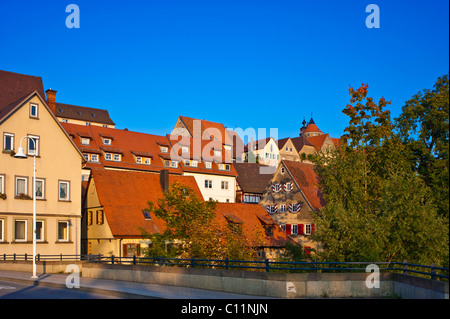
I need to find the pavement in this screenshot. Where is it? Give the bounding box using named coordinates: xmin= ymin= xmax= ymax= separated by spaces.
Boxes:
xmin=0 ymin=270 xmax=274 ymax=299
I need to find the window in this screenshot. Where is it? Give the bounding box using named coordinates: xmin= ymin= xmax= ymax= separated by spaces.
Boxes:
xmin=292 ymin=224 xmax=298 ymax=235
xmin=27 ymin=135 xmax=39 ymax=156
xmin=205 ymin=180 xmax=212 ymax=189
xmin=35 ymin=178 xmax=45 ymax=199
xmin=29 ymin=103 xmax=38 ymax=118
xmin=136 ymin=157 xmax=142 ymax=164
xmin=83 ymin=154 xmax=90 ymax=161
xmin=3 ymin=133 xmax=14 ymax=152
xmin=161 ymin=146 xmax=168 ymax=153
xmin=280 ymin=204 xmax=286 ymax=213
xmin=205 ymin=161 xmax=212 ymax=169
xmin=184 ymin=159 xmax=191 ymax=166
xmin=103 ymin=138 xmax=112 ymax=145
xmin=144 ymin=158 xmax=151 ymax=165
xmin=36 ymin=220 xmax=44 ymax=242
xmin=0 ymin=174 xmax=4 ymax=194
xmin=91 ymin=154 xmax=99 ymax=162
xmin=58 ymin=181 xmax=70 ymax=201
xmin=96 ymin=210 xmax=104 ymax=225
xmin=305 ymin=224 xmax=313 ymax=235
xmin=164 ymin=160 xmax=170 ymax=167
xmin=191 ymin=160 xmax=198 ymax=167
xmin=105 ymin=153 xmax=112 ymax=160
xmin=113 ymin=154 xmax=121 ymax=161
xmin=284 ymin=182 xmax=293 ymax=192
xmin=15 ymin=176 xmax=27 ymax=196
xmin=15 ymin=220 xmax=27 ymax=241
xmin=81 ymin=138 xmax=90 ymax=145
xmin=58 ymin=221 xmax=69 ymax=241
xmin=171 ymin=161 xmax=178 ymax=168
xmin=0 ymin=219 xmax=4 ymax=242
xmin=85 ymin=122 xmax=91 ymax=126
xmin=281 ymin=167 xmax=285 ymax=174
xmin=221 ymin=181 xmax=229 ymax=190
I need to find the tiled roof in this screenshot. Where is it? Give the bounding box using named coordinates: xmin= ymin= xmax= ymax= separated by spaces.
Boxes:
xmin=61 ymin=122 xmax=183 ymax=174
xmin=55 ymin=102 xmax=115 ymax=125
xmin=91 ymin=168 xmax=286 ymax=247
xmin=215 ymin=203 xmax=288 ymax=247
xmin=307 ymin=134 xmax=331 ymax=152
xmin=303 ymin=122 xmax=323 ymax=134
xmin=282 ymin=160 xmax=326 ymax=211
xmin=90 ymin=168 xmax=202 ymax=237
xmin=234 ymin=162 xmax=273 ymax=194
xmin=0 ymin=70 xmax=45 ymax=121
xmin=290 ymin=135 xmax=314 ymax=152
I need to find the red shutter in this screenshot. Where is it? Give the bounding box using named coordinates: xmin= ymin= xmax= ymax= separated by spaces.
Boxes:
xmin=311 ymin=224 xmax=315 ymax=234
xmin=298 ymin=224 xmax=304 ymax=235
xmin=286 ymin=224 xmax=291 ymax=235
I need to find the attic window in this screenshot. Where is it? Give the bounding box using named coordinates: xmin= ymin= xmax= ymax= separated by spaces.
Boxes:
xmin=77 ymin=111 xmax=82 ymax=115
xmin=91 ymin=113 xmax=96 ymax=118
xmin=59 ymin=109 xmax=64 ymax=113
xmin=143 ymin=210 xmax=151 ymax=220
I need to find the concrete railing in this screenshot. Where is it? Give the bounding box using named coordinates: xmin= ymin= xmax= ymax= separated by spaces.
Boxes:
xmin=0 ymin=261 xmax=448 ymax=299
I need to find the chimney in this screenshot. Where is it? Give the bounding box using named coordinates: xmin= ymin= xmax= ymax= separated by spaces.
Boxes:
xmin=46 ymin=89 xmax=57 ymax=114
xmin=160 ymin=169 xmax=169 ymax=192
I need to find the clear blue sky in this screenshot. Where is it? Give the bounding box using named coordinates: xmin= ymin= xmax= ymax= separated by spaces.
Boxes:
xmin=0 ymin=0 xmax=448 ymax=140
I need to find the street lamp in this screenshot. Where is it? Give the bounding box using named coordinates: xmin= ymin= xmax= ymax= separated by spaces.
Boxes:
xmin=14 ymin=136 xmax=38 ymax=279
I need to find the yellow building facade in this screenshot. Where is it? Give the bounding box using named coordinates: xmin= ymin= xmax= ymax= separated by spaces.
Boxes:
xmin=0 ymin=92 xmax=84 ymax=256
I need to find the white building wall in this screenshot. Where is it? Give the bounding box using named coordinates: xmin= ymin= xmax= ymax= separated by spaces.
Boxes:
xmin=184 ymin=172 xmax=236 ymax=203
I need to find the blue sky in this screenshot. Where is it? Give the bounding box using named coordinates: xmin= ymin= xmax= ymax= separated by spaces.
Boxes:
xmin=0 ymin=0 xmax=448 ymax=140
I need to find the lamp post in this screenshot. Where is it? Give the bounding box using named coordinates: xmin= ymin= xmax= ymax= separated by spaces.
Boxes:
xmin=14 ymin=136 xmax=38 ymax=279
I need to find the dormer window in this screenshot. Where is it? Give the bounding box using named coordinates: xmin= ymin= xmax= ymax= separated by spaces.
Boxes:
xmin=103 ymin=138 xmax=112 ymax=145
xmin=81 ymin=138 xmax=90 ymax=145
xmin=161 ymin=146 xmax=168 ymax=153
xmin=205 ymin=161 xmax=212 ymax=169
xmin=218 ymin=163 xmax=230 ymax=171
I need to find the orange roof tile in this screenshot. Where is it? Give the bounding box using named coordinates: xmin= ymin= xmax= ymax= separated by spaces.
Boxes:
xmin=215 ymin=203 xmax=288 ymax=247
xmin=90 ymin=168 xmax=203 ymax=238
xmin=306 ymin=134 xmax=329 ymax=152
xmin=282 ymin=160 xmax=326 ymax=211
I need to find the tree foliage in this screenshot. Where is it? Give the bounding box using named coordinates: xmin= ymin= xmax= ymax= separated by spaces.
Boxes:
xmin=312 ymin=83 xmax=449 ymax=267
xmin=395 ymin=74 xmax=449 ymax=218
xmin=143 ymin=183 xmax=262 ymax=261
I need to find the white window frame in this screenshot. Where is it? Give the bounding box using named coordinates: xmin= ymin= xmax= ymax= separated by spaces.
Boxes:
xmin=103 ymin=138 xmax=112 ymax=145
xmin=35 ymin=178 xmax=45 ymax=200
xmin=81 ymin=138 xmax=90 ymax=145
xmin=58 ymin=181 xmax=70 ymax=201
xmin=0 ymin=219 xmax=4 ymax=242
xmin=171 ymin=161 xmax=178 ymax=168
xmin=58 ymin=221 xmax=69 ymax=242
xmin=205 ymin=180 xmax=212 ymax=189
xmin=3 ymin=132 xmax=14 ymax=152
xmin=105 ymin=153 xmax=112 ymax=161
xmin=27 ymin=135 xmax=39 ymax=156
xmin=292 ymin=224 xmax=298 ymax=235
xmin=15 ymin=176 xmax=28 ymax=197
xmin=113 ymin=154 xmax=121 ymax=161
xmin=280 ymin=204 xmax=286 ymax=213
xmin=305 ymin=224 xmax=312 ymax=235
xmin=161 ymin=146 xmax=168 ymax=153
xmin=91 ymin=154 xmax=99 ymax=162
xmin=29 ymin=103 xmax=38 ymax=118
xmin=136 ymin=157 xmax=142 ymax=164
xmin=0 ymin=174 xmax=4 ymax=194
xmin=205 ymin=161 xmax=212 ymax=169
xmin=36 ymin=220 xmax=44 ymax=242
xmin=14 ymin=220 xmax=27 ymax=242
xmin=221 ymin=181 xmax=229 ymax=190
xmin=144 ymin=158 xmax=151 ymax=165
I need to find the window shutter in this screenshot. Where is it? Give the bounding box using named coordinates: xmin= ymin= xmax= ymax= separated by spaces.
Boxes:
xmin=298 ymin=224 xmax=304 ymax=235
xmin=286 ymin=224 xmax=291 ymax=235
xmin=311 ymin=224 xmax=315 ymax=234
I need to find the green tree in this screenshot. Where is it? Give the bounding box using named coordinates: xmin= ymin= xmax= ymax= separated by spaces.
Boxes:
xmin=143 ymin=182 xmax=261 ymax=261
xmin=395 ymin=74 xmax=449 ymax=218
xmin=312 ymin=84 xmax=449 ymax=266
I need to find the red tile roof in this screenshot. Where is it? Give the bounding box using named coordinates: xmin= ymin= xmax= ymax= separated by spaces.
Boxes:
xmin=90 ymin=168 xmax=202 ymax=237
xmin=91 ymin=169 xmax=286 ymax=247
xmin=215 ymin=203 xmax=288 ymax=247
xmin=306 ymin=134 xmax=330 ymax=152
xmin=282 ymin=160 xmax=326 ymax=211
